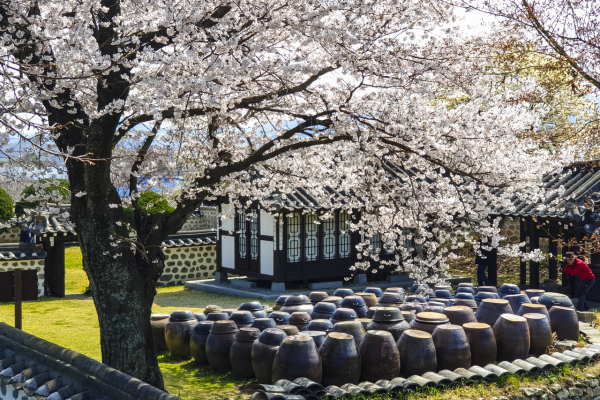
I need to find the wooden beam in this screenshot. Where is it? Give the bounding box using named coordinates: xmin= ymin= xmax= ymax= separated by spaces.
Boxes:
xmin=14 ymin=269 xmax=22 ymax=330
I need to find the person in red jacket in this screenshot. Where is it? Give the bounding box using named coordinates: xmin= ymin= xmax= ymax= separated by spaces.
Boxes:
xmin=562 ymin=252 xmax=595 ymax=311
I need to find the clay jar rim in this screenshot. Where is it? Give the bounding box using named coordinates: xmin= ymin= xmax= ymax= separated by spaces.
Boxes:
xmin=299 ymin=331 xmax=327 ymax=340
xmin=277 ymin=325 xmax=300 ymax=335
xmin=498 ymin=283 xmax=520 ymax=294
xmin=235 ymin=327 xmax=260 ymax=341
xmin=193 ymin=321 xmax=214 ymax=335
xmin=309 ymin=291 xmax=329 ymax=300
xmin=522 ymin=312 xmax=547 ymax=321
xmin=322 ymin=296 xmax=343 ymax=302
xmin=364 ymin=330 xmax=394 ymax=339
xmin=275 ymin=295 xmax=291 ymax=305
xmin=444 ymin=305 xmax=471 ymax=313
xmin=498 ymin=313 xmax=527 ymax=323
xmin=169 ymin=310 xmax=196 ymax=322
xmin=259 ymin=328 xmax=287 ymax=345
xmin=229 ymin=311 xmax=255 ymax=324
xmin=480 ymin=298 xmax=510 ymax=305
xmin=281 ymin=334 xmax=316 ymax=346
xmin=380 ymin=293 xmax=402 ymax=302
xmin=341 ymin=296 xmax=367 ymax=308
xmin=210 ymin=320 xmax=239 ymax=333
xmin=372 ymin=307 xmax=403 ymax=323
xmin=385 ymin=287 xmax=406 ymax=295
xmin=239 ymin=302 xmax=264 ymax=311
xmin=433 ymin=324 xmax=464 ymax=333
xmin=284 ymin=295 xmax=311 ymax=306
xmin=326 ymin=331 xmax=354 ymax=342
xmin=463 ymin=322 xmax=492 ymax=330
xmin=364 ymin=287 xmax=384 ymax=297
xmin=415 ymin=311 xmax=449 ymax=323
xmin=434 ymin=290 xmax=453 ymax=299
xmin=455 ymin=293 xmax=475 ymax=300
xmin=151 ymin=314 xmax=170 ymax=321
xmin=333 ymin=288 xmax=355 ymax=297
xmin=206 ymin=312 xmax=229 ymax=321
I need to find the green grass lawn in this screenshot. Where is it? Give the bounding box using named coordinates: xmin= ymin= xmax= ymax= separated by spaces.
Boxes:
xmin=0 ymin=245 xmax=271 ymax=400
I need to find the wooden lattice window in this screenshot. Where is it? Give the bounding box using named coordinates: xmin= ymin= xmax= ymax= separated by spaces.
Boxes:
xmin=238 ymin=212 xmax=247 ymax=259
xmin=339 ymin=211 xmax=351 ymax=259
xmin=250 ymin=211 xmax=258 ymax=260
xmin=323 ymin=216 xmax=336 ymax=260
xmin=287 ymin=213 xmax=301 ymax=262
xmin=304 ymin=213 xmax=318 ymax=261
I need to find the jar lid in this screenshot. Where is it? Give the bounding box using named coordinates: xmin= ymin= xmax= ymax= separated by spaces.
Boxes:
xmin=309 ymin=292 xmax=329 ymax=300
xmin=331 ymin=308 xmax=358 ymax=321
xmin=203 ymin=305 xmax=223 ymax=315
xmin=299 ymin=331 xmax=327 ymax=340
xmin=277 ymin=325 xmax=300 ymax=336
xmin=379 ymin=293 xmax=401 ymax=303
xmin=210 ymin=320 xmax=239 ymax=334
xmin=269 ymin=311 xmax=291 ymax=324
xmin=169 ymin=310 xmax=195 ymax=322
xmin=239 ymin=301 xmax=263 ymax=311
xmin=313 ymin=302 xmax=337 ymax=313
xmin=276 ymin=295 xmax=291 ymax=305
xmin=206 ymin=312 xmax=229 ymax=321
xmin=498 ymin=283 xmax=520 ymax=294
xmin=372 ymin=307 xmax=403 ymax=323
xmin=230 ymin=311 xmax=255 ymax=324
xmin=235 ymin=327 xmax=260 ymax=341
xmin=259 ymin=328 xmax=287 ymax=345
xmin=341 ymin=296 xmax=367 ymax=308
xmin=194 ymin=313 xmax=207 ymax=322
xmin=284 ymin=295 xmax=311 ymax=306
xmin=193 ymin=321 xmax=214 ymax=335
xmin=289 ymin=312 xmax=311 ymax=324
xmin=415 ymin=312 xmax=449 ymax=323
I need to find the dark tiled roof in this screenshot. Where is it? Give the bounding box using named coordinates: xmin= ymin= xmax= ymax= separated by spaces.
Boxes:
xmin=23 ymin=213 xmax=76 ymax=237
xmin=0 ymin=244 xmax=46 ymax=260
xmin=161 ymin=230 xmax=216 ymax=248
xmin=492 ymin=167 xmax=600 ymax=220
xmin=0 ymin=323 xmax=181 ymax=400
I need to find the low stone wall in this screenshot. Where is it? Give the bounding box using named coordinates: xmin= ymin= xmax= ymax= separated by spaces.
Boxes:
xmin=0 ymin=258 xmax=45 ymax=297
xmin=0 ymin=227 xmax=20 ymax=244
xmin=511 ymin=374 xmax=600 ymax=400
xmin=159 ymin=244 xmax=216 ymax=286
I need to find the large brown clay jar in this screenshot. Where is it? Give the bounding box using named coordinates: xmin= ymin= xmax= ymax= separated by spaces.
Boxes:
xmin=251 ymin=328 xmax=287 ymax=384
xmin=230 ymin=327 xmax=260 ymax=378
xmin=357 ymin=292 xmax=379 ymax=308
xmin=432 ymin=324 xmax=471 ymax=370
xmin=359 ymin=330 xmax=401 ymax=382
xmin=397 ymin=329 xmax=437 ymax=376
xmin=319 ymin=332 xmax=361 ymax=386
xmin=272 ymin=335 xmax=322 ymax=383
xmin=165 ymin=310 xmax=197 ymax=358
xmin=206 ymin=320 xmax=239 ymax=370
xmin=462 ymin=322 xmax=496 ymax=367
xmin=410 ymin=312 xmax=449 ymax=334
xmin=493 ymin=314 xmax=530 ymax=362
xmin=475 ymin=299 xmax=513 ymax=327
xmin=151 ymin=314 xmax=170 ymax=352
xmin=333 ymin=321 xmax=366 ymax=347
xmin=190 ymin=321 xmax=214 ymax=364
xmin=517 ymin=303 xmax=550 ymax=320
xmin=504 ymin=294 xmax=531 ymax=317
xmin=523 ymin=313 xmax=553 ymax=355
xmin=548 ymin=306 xmax=579 ymax=341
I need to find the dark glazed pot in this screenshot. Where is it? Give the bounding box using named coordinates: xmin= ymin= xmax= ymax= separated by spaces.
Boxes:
xmin=409 ymin=312 xmax=449 ymax=334
xmin=230 ymin=328 xmax=260 ymax=378
xmin=151 ymin=314 xmax=170 ymax=352
xmin=307 ymin=319 xmax=334 ymax=332
xmin=322 ymin=296 xmax=344 ymax=308
xmin=406 ymin=294 xmax=427 ymax=303
xmin=206 ymin=312 xmax=229 ymax=321
xmin=386 ymin=287 xmax=407 ymax=296
xmin=280 ymin=295 xmax=314 ymax=314
xmin=204 ymin=305 xmax=223 ymax=315
xmin=458 ymin=283 xmax=475 ymax=288
xmin=372 ymin=307 xmax=403 ymax=323
xmin=504 ymin=294 xmax=531 ymax=316
xmin=272 ymin=335 xmax=322 ymax=383
xmin=333 ymin=321 xmax=366 ymax=347
xmin=402 ymin=311 xmax=415 ymax=323
xmin=538 ymin=293 xmax=573 ymax=310
xmin=366 ymin=320 xmax=411 ymax=342
xmin=319 ymin=332 xmax=361 ymax=386
xmin=190 ymin=321 xmax=214 ymax=364
xmin=165 ymin=310 xmax=197 ymax=358
xmin=493 ymin=314 xmax=530 ymax=362
xmin=455 ymin=293 xmax=475 ymax=300
xmin=269 ymin=311 xmax=291 ymax=325
xmin=252 ymin=328 xmax=287 ymax=384
xmin=274 ymin=295 xmax=290 ymax=311
xmin=434 ymin=285 xmax=454 ymax=295
xmin=311 ymin=302 xmax=337 ymax=319
xmin=452 ymin=299 xmax=478 ymax=311
xmin=356 ymin=292 xmax=379 ymax=308
xmin=367 ymin=306 xmax=385 ymax=318
xmin=277 ymin=325 xmax=300 ymax=336
xmin=341 ymin=296 xmax=369 ymax=318
xmin=498 ymin=283 xmax=520 ymax=298
xmin=462 ymin=322 xmax=496 ymax=367
xmin=194 ymin=313 xmax=207 ymax=322
xmin=548 ymin=306 xmax=579 ymax=341
xmin=221 ymin=308 xmax=237 ymax=317
xmin=525 ymin=289 xmax=545 ymax=299
xmin=397 ymin=329 xmax=437 ymax=376
xmin=475 ymin=291 xmax=500 ymax=306
xmin=380 ymin=292 xmax=402 ymax=305
xmin=517 ymin=303 xmax=550 ymax=320
xmin=206 ymin=320 xmax=239 ymax=370
xmin=364 ymin=287 xmax=384 ymax=298
xmin=432 ymin=324 xmax=471 ymax=370
xmin=289 ymin=312 xmax=312 ymax=331
xmin=239 ymin=301 xmax=263 ymax=312
xmin=359 ymin=330 xmax=401 ymax=382
xmin=477 ymin=286 xmax=498 ymax=294
xmin=299 ymin=330 xmax=327 ymax=348
xmin=334 ymin=288 xmax=355 ymax=298
xmin=456 ymin=287 xmax=475 ymax=295
xmin=229 ymin=310 xmax=255 ymax=328
xmin=252 ymin=318 xmax=278 ymax=331
xmin=475 ymin=299 xmax=513 ymax=327
xmin=443 ymin=306 xmax=477 ymax=326
xmin=330 ymin=308 xmax=358 ymax=324
xmin=523 ymin=313 xmax=553 ymax=355
xmin=309 ymin=291 xmax=330 ymax=305
xmin=402 ymin=303 xmax=424 ymax=314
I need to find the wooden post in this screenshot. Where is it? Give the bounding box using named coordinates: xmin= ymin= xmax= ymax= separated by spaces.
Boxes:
xmin=488 ymin=247 xmax=498 ymax=287
xmin=520 ymin=219 xmax=527 ymax=284
xmin=529 ymin=219 xmax=540 ymax=289
xmin=14 ymin=268 xmax=22 ymax=330
xmin=548 ymin=221 xmax=558 ymax=280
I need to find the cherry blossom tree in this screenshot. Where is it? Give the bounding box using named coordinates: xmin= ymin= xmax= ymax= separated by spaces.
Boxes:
xmin=0 ymin=0 xmax=574 ymax=389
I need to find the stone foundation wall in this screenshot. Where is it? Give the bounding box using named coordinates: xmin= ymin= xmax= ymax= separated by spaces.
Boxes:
xmin=0 ymin=259 xmax=45 ymax=297
xmin=179 ymin=209 xmax=218 ymax=232
xmin=501 ymin=217 xmax=521 ymax=244
xmin=0 ymin=227 xmax=21 ymax=244
xmin=508 ymin=374 xmax=600 ymax=400
xmin=158 ymin=244 xmax=216 ymax=286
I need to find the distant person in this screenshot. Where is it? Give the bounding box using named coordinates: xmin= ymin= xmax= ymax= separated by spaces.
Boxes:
xmin=476 ymin=246 xmax=496 ymax=286
xmin=561 ymin=252 xmax=595 ymax=311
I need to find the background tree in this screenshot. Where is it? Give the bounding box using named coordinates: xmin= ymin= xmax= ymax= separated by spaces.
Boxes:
xmin=0 ymin=0 xmax=570 ymax=389
xmin=15 ymin=178 xmax=70 ymax=216
xmin=0 ymin=187 xmax=13 ymax=222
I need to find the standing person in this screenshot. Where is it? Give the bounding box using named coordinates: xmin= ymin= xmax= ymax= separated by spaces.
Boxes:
xmin=562 ymin=252 xmax=595 ymax=311
xmin=475 ymin=246 xmax=495 ymax=286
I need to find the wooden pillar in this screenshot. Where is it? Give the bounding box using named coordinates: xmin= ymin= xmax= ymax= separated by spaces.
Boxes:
xmin=548 ymin=221 xmax=558 ymax=280
xmin=488 ymin=247 xmax=498 ymax=287
xmin=520 ymin=219 xmax=527 ymax=285
xmin=45 ymin=240 xmax=66 ymax=298
xmin=529 ymin=219 xmax=540 ymax=289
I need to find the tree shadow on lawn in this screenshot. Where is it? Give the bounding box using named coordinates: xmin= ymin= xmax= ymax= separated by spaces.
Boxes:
xmin=152 ymin=287 xmax=275 ymax=311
